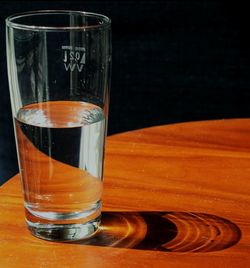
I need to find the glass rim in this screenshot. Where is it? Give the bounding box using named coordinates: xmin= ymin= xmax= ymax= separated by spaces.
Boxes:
xmin=6 ymin=10 xmax=111 ymax=31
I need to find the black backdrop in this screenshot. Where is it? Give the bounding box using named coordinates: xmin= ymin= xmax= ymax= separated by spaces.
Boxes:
xmin=1 ymin=1 xmax=250 ymax=184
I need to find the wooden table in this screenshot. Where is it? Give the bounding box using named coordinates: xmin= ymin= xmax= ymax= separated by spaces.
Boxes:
xmin=1 ymin=119 xmax=250 ymax=267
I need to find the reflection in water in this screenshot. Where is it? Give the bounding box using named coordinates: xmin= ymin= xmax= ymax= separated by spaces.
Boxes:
xmin=74 ymin=212 xmax=241 ymax=252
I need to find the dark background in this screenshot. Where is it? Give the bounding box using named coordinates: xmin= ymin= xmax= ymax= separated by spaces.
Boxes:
xmin=1 ymin=1 xmax=250 ymax=184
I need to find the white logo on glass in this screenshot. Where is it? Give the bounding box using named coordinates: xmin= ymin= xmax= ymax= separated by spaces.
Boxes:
xmin=62 ymin=46 xmax=85 ymax=72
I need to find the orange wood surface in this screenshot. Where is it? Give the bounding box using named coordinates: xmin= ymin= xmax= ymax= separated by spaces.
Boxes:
xmin=1 ymin=119 xmax=250 ymax=267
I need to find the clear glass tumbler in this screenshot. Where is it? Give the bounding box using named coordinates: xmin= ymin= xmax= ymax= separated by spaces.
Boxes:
xmin=6 ymin=10 xmax=111 ymax=241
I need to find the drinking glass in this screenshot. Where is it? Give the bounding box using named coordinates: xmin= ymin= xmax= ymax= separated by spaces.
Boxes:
xmin=6 ymin=10 xmax=111 ymax=241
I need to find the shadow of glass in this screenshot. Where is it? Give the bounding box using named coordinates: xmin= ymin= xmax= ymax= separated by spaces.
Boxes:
xmin=73 ymin=212 xmax=241 ymax=252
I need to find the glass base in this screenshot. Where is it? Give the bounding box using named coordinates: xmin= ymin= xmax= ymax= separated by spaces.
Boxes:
xmin=26 ymin=216 xmax=101 ymax=242
xmin=24 ymin=200 xmax=102 ymax=241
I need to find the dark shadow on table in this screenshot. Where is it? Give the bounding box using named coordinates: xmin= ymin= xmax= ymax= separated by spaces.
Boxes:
xmin=72 ymin=212 xmax=241 ymax=253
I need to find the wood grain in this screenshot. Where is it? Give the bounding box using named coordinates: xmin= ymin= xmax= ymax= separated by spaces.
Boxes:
xmin=1 ymin=119 xmax=250 ymax=267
